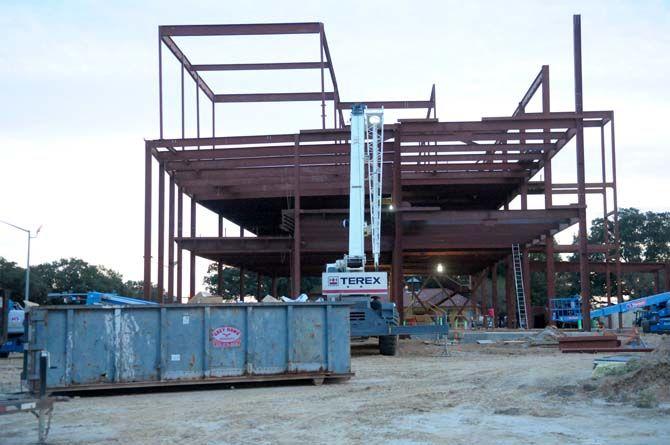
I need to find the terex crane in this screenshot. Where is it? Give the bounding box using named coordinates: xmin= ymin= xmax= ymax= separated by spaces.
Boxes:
xmin=321 ymin=105 xmax=448 ymax=355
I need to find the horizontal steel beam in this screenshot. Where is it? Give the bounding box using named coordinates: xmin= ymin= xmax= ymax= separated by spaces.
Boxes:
xmin=530 ymin=261 xmax=666 ymax=273
xmin=191 ymin=62 xmax=326 ymax=71
xmin=159 ymin=23 xmax=322 ymax=37
xmin=337 ymin=100 xmax=432 ymax=109
xmin=214 ymin=92 xmax=335 ymax=103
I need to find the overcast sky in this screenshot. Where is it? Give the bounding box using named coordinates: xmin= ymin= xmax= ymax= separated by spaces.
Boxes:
xmin=1 ymin=0 xmax=668 ymax=294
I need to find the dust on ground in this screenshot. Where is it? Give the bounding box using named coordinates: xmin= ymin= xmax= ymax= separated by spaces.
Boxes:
xmin=1 ymin=338 xmax=669 ymax=445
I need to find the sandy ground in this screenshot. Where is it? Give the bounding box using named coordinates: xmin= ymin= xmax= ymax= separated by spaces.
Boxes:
xmin=1 ymin=340 xmax=668 ymax=445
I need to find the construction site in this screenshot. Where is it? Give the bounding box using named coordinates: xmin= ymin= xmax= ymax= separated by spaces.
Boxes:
xmin=2 ymin=10 xmax=670 ymax=445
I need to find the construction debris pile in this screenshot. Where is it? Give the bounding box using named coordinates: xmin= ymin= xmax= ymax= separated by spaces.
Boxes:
xmin=585 ymin=336 xmax=670 ymax=408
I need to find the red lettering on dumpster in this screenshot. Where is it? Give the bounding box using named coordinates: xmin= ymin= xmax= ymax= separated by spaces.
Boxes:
xmin=211 ymin=326 xmax=241 ymax=348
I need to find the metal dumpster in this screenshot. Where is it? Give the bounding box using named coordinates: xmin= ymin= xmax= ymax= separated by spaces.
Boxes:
xmin=24 ymin=303 xmax=352 ymax=392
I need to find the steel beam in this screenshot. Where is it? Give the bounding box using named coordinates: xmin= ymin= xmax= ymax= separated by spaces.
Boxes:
xmin=159 ymin=23 xmax=322 ymax=37
xmin=157 ymin=163 xmax=165 ymax=302
xmin=168 ymin=174 xmax=175 ymax=299
xmin=214 ymin=92 xmax=335 ymax=103
xmin=292 ymin=136 xmax=302 ymax=296
xmin=191 ymin=62 xmax=327 ymax=71
xmin=190 ymin=198 xmax=196 ymax=299
xmin=144 ymin=144 xmax=152 ymax=301
xmin=573 ymin=14 xmax=591 ymax=331
xmin=177 ymin=187 xmax=183 ymax=302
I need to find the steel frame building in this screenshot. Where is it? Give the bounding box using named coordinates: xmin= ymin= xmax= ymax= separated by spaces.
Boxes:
xmin=143 ymin=16 xmax=669 ymax=331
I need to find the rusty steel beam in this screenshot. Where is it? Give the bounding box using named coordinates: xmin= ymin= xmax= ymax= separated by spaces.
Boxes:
xmin=292 ymin=136 xmax=302 ymax=296
xmin=168 ymin=174 xmax=175 ymax=299
xmin=338 ymin=100 xmax=432 ymax=110
xmin=177 ymin=187 xmax=183 ymax=302
xmin=143 ymin=144 xmax=152 ymax=301
xmin=161 ymin=35 xmax=214 ymax=100
xmin=191 ymin=62 xmax=327 ymax=71
xmin=190 ymin=198 xmax=196 ymax=299
xmin=214 ymin=92 xmax=335 ymax=103
xmin=573 ymin=14 xmax=591 ymax=331
xmin=159 ymin=23 xmax=322 ymax=37
xmin=157 ymin=163 xmax=165 ymax=302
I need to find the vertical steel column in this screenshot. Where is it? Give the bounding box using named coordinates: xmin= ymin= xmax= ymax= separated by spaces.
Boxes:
xmin=189 ymin=198 xmax=196 ymax=299
xmin=665 ymin=263 xmax=670 ymax=292
xmin=519 ymin=184 xmax=532 ymax=328
xmin=196 ymin=73 xmax=200 ymax=150
xmin=239 ymin=267 xmax=245 ymax=301
xmin=212 ymin=100 xmax=216 ymax=149
xmin=167 ymin=174 xmax=175 ymax=300
xmin=506 ymin=255 xmax=515 ymax=328
xmin=158 ymin=33 xmax=163 ymax=139
xmin=600 ymin=124 xmax=612 ymax=328
xmin=157 ymin=162 xmax=165 ymax=303
xmin=256 ymin=274 xmax=262 ymax=300
xmin=542 ymin=65 xmax=555 ymax=305
xmin=271 ymin=274 xmax=278 ymax=297
xmin=573 ymin=14 xmax=591 ymax=331
xmin=392 ymin=126 xmax=404 ymax=321
xmin=609 ymin=115 xmax=623 ymax=330
xmin=217 ymin=217 xmax=223 ymax=296
xmin=177 ymin=188 xmax=183 ymax=302
xmin=654 ymin=271 xmax=660 ymax=294
xmin=143 ymin=143 xmax=152 ymax=300
xmin=491 ymin=263 xmax=498 ymax=327
xmin=319 ymin=27 xmax=326 ymax=129
xmin=292 ymin=135 xmax=302 ymax=296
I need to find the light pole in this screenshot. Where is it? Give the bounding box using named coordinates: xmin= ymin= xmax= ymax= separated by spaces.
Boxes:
xmin=0 ymin=220 xmax=41 ymax=307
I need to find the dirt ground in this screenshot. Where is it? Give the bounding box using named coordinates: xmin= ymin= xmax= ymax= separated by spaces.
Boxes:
xmin=1 ymin=339 xmax=669 ymax=445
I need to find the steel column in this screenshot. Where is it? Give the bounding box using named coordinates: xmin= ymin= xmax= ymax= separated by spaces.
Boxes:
xmin=177 ymin=188 xmax=183 ymax=302
xmin=574 ymin=14 xmax=591 ymax=331
xmin=506 ymin=255 xmax=515 ymax=328
xmin=272 ymin=274 xmax=278 ymax=297
xmin=168 ymin=174 xmax=175 ymax=299
xmin=522 ymin=246 xmax=532 ymax=328
xmin=217 ymin=217 xmax=223 ymax=296
xmin=392 ymin=126 xmax=404 ymax=321
xmin=292 ymin=136 xmax=301 ymax=296
xmin=600 ymin=124 xmax=612 ymax=328
xmin=157 ymin=162 xmax=165 ymax=303
xmin=256 ymin=274 xmax=262 ymax=300
xmin=491 ymin=263 xmax=498 ymax=326
xmin=239 ymin=267 xmax=245 ymax=301
xmin=320 ymin=28 xmax=326 ymax=129
xmin=610 ymin=116 xmax=623 ymax=329
xmin=143 ymin=143 xmax=152 ymax=300
xmin=190 ymin=198 xmax=196 ymax=299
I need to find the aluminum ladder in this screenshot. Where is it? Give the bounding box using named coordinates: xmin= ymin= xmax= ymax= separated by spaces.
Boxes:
xmin=511 ymin=244 xmax=529 ymax=329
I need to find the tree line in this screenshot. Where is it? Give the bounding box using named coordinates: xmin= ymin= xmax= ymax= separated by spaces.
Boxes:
xmin=0 ymin=257 xmax=155 ymax=304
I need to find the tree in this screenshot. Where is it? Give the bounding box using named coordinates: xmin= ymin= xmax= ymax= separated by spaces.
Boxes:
xmin=203 ymin=263 xmax=321 ymax=299
xmin=0 ymin=256 xmax=152 ymax=304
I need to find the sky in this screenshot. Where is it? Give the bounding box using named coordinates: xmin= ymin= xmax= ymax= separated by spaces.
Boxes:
xmin=1 ymin=0 xmax=669 ymax=295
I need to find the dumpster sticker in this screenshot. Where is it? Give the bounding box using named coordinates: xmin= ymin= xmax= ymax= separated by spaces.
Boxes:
xmin=211 ymin=326 xmax=241 ymax=348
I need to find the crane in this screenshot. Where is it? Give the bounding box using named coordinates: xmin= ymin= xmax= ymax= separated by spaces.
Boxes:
xmin=321 ymin=105 xmax=449 ymax=355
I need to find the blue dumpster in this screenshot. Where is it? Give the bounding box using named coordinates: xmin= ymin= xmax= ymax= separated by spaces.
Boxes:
xmin=24 ymin=303 xmax=351 ymax=392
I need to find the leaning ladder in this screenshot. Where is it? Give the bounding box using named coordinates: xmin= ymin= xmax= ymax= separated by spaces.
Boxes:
xmin=511 ymin=244 xmax=529 ymax=329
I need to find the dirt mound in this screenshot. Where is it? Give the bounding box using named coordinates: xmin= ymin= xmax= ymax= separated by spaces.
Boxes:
xmin=527 ymin=326 xmax=566 ymax=346
xmin=587 ymin=336 xmax=670 ymax=407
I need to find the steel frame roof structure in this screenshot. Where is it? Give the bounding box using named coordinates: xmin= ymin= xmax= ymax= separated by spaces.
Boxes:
xmin=143 ymin=16 xmax=669 ymax=331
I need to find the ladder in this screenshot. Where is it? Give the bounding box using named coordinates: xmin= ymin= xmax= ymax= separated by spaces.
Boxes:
xmin=511 ymin=244 xmax=529 ymax=329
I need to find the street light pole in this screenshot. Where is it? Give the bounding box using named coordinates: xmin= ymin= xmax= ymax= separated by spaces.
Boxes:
xmin=0 ymin=220 xmax=41 ymax=307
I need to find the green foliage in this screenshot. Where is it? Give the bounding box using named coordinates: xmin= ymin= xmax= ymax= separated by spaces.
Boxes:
xmin=203 ymin=263 xmax=321 ymax=299
xmin=0 ymin=257 xmax=153 ymax=304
